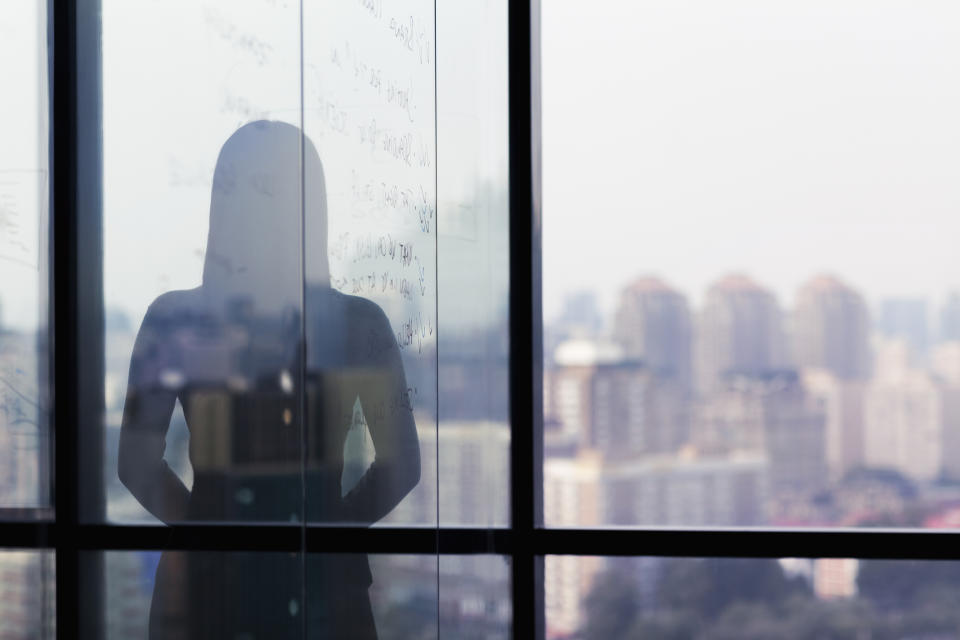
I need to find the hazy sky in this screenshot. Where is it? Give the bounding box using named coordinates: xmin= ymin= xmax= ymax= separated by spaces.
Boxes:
xmin=5 ymin=2 xmax=960 ymax=330
xmin=2 ymin=1 xmax=507 ymax=334
xmin=542 ymin=0 xmax=960 ymax=321
xmin=0 ymin=4 xmax=44 ymax=330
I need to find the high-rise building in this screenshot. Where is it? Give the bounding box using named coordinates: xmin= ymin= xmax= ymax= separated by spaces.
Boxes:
xmin=556 ymin=290 xmax=604 ymax=337
xmin=933 ymin=341 xmax=960 ymax=387
xmin=696 ymin=274 xmax=788 ymax=393
xmin=802 ymin=369 xmax=866 ymax=482
xmin=940 ymin=293 xmax=960 ymax=343
xmin=544 ymin=448 xmax=768 ymax=528
xmin=0 ymin=328 xmax=45 ymax=507
xmin=544 ymin=338 xmax=616 ymax=443
xmin=813 ymin=558 xmax=859 ymax=599
xmin=612 ymin=277 xmax=692 ymax=390
xmin=695 ymin=372 xmax=828 ymax=501
xmin=794 ymin=275 xmax=871 ymax=380
xmin=878 ymin=298 xmax=929 ymax=364
xmin=543 ymin=449 xmax=767 ymax=636
xmin=591 ymin=363 xmax=688 ymax=458
xmin=864 ymin=340 xmax=960 ymax=481
xmin=601 ymin=451 xmax=768 ymax=527
xmin=545 ymin=341 xmax=689 ymax=458
xmin=384 ymin=421 xmax=510 ymax=527
xmin=0 ymin=552 xmax=54 ymax=638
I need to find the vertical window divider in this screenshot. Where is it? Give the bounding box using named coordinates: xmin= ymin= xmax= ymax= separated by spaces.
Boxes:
xmin=51 ymin=0 xmax=80 ymax=633
xmin=509 ymin=0 xmax=543 ymax=637
xmin=53 ymin=0 xmax=104 ymax=635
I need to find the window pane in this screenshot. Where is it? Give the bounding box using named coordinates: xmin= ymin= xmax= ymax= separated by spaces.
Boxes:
xmin=102 ymin=0 xmax=437 ymax=528
xmin=101 ymin=554 xmax=511 ymax=636
xmin=543 ymin=1 xmax=960 ymax=528
xmin=102 ymin=0 xmax=304 ymax=525
xmin=367 ymin=555 xmax=439 ymax=640
xmin=0 ymin=1 xmax=50 ymax=511
xmin=0 ymin=550 xmax=55 ymax=638
xmin=102 ymin=552 xmax=444 ymax=639
xmin=105 ymin=550 xmax=308 ymax=638
xmin=101 ymin=553 xmax=509 ymax=637
xmin=301 ymin=0 xmax=438 ymax=527
xmin=435 ymin=0 xmax=510 ymax=528
xmin=440 ymin=555 xmax=511 ymax=639
xmin=546 ymin=555 xmax=960 ymax=639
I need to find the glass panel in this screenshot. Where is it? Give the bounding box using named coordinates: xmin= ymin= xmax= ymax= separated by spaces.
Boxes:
xmin=440 ymin=555 xmax=511 ymax=639
xmin=105 ymin=550 xmax=305 ymax=638
xmin=98 ymin=0 xmax=441 ymax=635
xmin=0 ymin=1 xmax=50 ymax=511
xmin=302 ymin=0 xmax=438 ymax=527
xmin=0 ymin=550 xmax=55 ymax=638
xmin=543 ymin=1 xmax=960 ymax=528
xmin=435 ymin=0 xmax=510 ymax=527
xmin=103 ymin=554 xmax=511 ymax=638
xmin=547 ymin=555 xmax=960 ymax=639
xmin=103 ymin=552 xmax=443 ymax=639
xmin=102 ymin=0 xmax=304 ymax=525
xmin=365 ymin=555 xmax=438 ymax=640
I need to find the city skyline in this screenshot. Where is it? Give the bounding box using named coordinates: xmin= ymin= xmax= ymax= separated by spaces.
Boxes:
xmin=550 ymin=271 xmax=960 ymax=339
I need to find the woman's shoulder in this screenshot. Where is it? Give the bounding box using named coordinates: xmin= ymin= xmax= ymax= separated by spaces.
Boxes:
xmin=141 ymin=288 xmax=205 ymax=328
xmin=309 ymin=286 xmax=391 ymax=326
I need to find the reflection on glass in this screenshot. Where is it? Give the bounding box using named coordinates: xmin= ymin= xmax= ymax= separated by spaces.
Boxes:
xmin=103 ymin=0 xmax=439 ymax=528
xmin=0 ymin=550 xmax=55 ymax=638
xmin=303 ymin=0 xmax=438 ymax=528
xmin=104 ymin=553 xmax=444 ymax=640
xmin=547 ymin=555 xmax=960 ymax=639
xmin=543 ymin=2 xmax=960 ymax=529
xmin=435 ymin=0 xmax=510 ymax=528
xmin=118 ymin=123 xmax=420 ymax=637
xmin=105 ymin=550 xmax=310 ymax=638
xmin=103 ymin=0 xmax=440 ymax=632
xmin=439 ymin=555 xmax=511 ymax=639
xmin=0 ymin=1 xmax=50 ymax=511
xmin=102 ymin=0 xmax=304 ymax=525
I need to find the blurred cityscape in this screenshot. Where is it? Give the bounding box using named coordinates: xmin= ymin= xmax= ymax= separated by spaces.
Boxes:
xmin=12 ymin=263 xmax=960 ymax=637
xmin=543 ymin=274 xmax=960 ymax=635
xmin=569 ymin=556 xmax=960 ymax=640
xmin=0 ymin=317 xmax=54 ymax=638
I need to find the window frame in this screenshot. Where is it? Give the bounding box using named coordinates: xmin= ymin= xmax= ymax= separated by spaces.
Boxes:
xmin=2 ymin=0 xmax=957 ymax=638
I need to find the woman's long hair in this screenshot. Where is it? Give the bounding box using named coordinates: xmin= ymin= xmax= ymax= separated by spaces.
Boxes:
xmin=202 ymin=120 xmax=330 ymax=314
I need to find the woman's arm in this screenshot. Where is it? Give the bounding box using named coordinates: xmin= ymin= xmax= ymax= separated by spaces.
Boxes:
xmin=341 ymin=305 xmax=421 ymax=524
xmin=118 ymin=300 xmax=191 ymax=523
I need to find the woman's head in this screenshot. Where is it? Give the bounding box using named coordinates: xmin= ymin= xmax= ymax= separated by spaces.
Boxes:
xmin=203 ymin=120 xmax=329 ymax=313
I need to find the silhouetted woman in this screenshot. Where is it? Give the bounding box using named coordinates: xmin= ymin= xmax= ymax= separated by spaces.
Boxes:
xmin=119 ymin=120 xmax=420 ymax=639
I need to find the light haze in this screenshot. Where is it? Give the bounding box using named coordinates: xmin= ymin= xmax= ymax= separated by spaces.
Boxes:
xmin=543 ymin=0 xmax=960 ymax=320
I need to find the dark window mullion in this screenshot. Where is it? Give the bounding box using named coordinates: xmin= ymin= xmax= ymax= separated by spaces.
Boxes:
xmin=51 ymin=0 xmax=80 ymax=635
xmin=52 ymin=0 xmax=104 ymax=636
xmin=509 ymin=0 xmax=543 ymax=638
xmin=14 ymin=520 xmax=960 ymax=561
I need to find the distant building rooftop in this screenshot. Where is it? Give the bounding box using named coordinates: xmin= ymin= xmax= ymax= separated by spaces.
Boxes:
xmin=623 ymin=276 xmax=677 ymax=295
xmin=709 ymin=273 xmax=768 ymax=294
xmin=553 ymin=338 xmax=623 ymax=367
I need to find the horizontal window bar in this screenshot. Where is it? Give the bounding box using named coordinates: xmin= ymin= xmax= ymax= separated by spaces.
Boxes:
xmin=0 ymin=522 xmax=56 ymax=548
xmin=536 ymin=528 xmax=960 ymax=560
xmin=8 ymin=524 xmax=960 ymax=559
xmin=0 ymin=524 xmax=512 ymax=554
